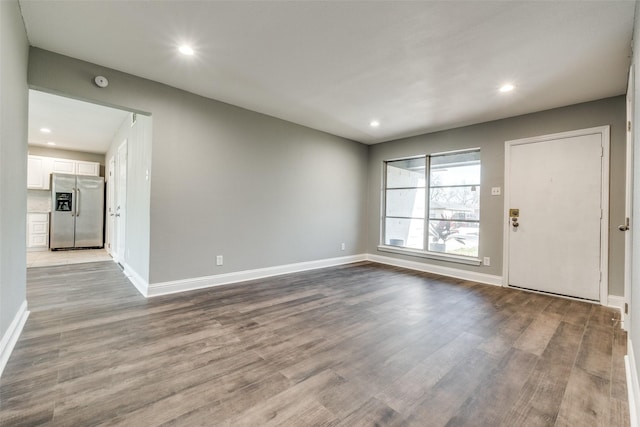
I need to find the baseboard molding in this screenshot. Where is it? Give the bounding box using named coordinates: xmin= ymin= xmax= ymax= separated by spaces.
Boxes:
xmin=366 ymin=253 xmax=503 ymax=286
xmin=626 ymin=338 xmax=640 ymax=427
xmin=608 ymin=295 xmax=626 ymax=330
xmin=0 ymin=300 xmax=29 ymax=378
xmin=147 ymin=254 xmax=368 ymax=297
xmin=122 ymin=263 xmax=150 ymax=297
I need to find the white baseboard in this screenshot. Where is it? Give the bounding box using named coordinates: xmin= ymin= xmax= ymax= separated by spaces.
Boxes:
xmin=626 ymin=338 xmax=640 ymax=427
xmin=122 ymin=263 xmax=150 ymax=297
xmin=608 ymin=295 xmax=626 ymax=330
xmin=0 ymin=300 xmax=29 ymax=378
xmin=146 ymin=254 xmax=367 ymax=297
xmin=366 ymin=253 xmax=503 ymax=287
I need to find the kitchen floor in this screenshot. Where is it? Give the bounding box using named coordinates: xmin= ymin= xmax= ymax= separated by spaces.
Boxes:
xmin=26 ymin=248 xmax=112 ymax=268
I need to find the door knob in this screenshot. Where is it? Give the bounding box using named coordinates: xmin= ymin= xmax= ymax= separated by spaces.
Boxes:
xmin=618 ymin=218 xmax=630 ymax=231
xmin=512 ymin=221 xmax=519 ymax=228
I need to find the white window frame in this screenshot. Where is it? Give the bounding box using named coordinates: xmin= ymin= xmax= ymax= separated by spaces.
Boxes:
xmin=378 ymin=148 xmax=482 ymax=266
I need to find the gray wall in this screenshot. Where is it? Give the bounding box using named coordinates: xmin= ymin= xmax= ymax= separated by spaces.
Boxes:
xmin=28 ymin=145 xmax=106 ymax=177
xmin=368 ymin=96 xmax=626 ymax=296
xmin=28 ymin=48 xmax=369 ymax=284
xmin=0 ymin=1 xmax=28 ymax=342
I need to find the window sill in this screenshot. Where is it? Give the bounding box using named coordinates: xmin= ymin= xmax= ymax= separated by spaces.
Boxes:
xmin=377 ymin=245 xmax=482 ymax=266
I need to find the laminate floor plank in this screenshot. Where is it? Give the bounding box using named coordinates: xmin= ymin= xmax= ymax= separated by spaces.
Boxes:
xmin=403 ymin=349 xmax=496 ymax=427
xmin=443 ymin=348 xmax=538 ymax=427
xmin=500 ymin=321 xmax=584 ymax=426
xmin=0 ymin=261 xmax=628 ymax=426
xmin=554 ymin=367 xmax=610 ymax=427
xmin=575 ymin=323 xmax=614 ymax=380
xmin=513 ymin=315 xmax=562 ymax=356
xmin=612 ymin=328 xmax=629 ymax=401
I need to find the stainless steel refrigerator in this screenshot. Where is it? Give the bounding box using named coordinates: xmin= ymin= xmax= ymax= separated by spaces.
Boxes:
xmin=50 ymin=173 xmax=105 ymax=249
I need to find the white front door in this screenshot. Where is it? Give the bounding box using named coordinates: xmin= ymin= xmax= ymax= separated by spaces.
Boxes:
xmin=505 ymin=127 xmax=609 ymax=302
xmin=115 ymin=140 xmax=127 ymax=264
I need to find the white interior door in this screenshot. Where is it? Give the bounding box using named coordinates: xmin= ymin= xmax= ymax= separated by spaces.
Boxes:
xmin=505 ymin=127 xmax=609 ymax=302
xmin=107 ymin=156 xmax=116 ymax=257
xmin=115 ymin=140 xmax=127 ymax=264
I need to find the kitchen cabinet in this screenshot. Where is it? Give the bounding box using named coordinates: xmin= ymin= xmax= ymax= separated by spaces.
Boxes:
xmin=27 ymin=213 xmax=49 ymax=251
xmin=28 ymin=155 xmax=100 ymax=189
xmin=51 ymin=159 xmax=76 ymax=174
xmin=52 ymin=158 xmax=99 ymax=176
xmin=27 ymin=156 xmax=53 ymax=190
xmin=27 ymin=156 xmax=45 ymax=189
xmin=76 ymin=161 xmax=100 ymax=176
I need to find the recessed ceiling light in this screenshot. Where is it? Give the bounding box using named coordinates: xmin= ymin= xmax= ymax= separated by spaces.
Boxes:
xmin=179 ymin=45 xmax=194 ymax=56
xmin=40 ymin=128 xmax=51 ymax=133
xmin=370 ymin=120 xmax=380 ymax=127
xmin=46 ymin=141 xmax=56 ymax=146
xmin=499 ymin=84 xmax=515 ymax=93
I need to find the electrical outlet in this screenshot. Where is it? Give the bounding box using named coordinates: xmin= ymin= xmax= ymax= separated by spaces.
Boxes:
xmin=491 ymin=187 xmax=501 ymax=196
xmin=341 ymin=243 xmax=345 ymax=251
xmin=216 ymin=255 xmax=223 ymax=266
xmin=483 ymin=257 xmax=491 ymax=266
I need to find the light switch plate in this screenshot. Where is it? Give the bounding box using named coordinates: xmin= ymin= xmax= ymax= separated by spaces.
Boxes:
xmin=491 ymin=187 xmax=501 ymax=196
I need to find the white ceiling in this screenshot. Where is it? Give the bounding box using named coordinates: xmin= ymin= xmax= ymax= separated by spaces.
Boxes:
xmin=28 ymin=90 xmax=129 ymax=153
xmin=19 ymin=1 xmax=635 ymax=144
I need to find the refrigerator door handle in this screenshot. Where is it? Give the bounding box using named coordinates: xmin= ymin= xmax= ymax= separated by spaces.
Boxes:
xmin=75 ymin=188 xmax=80 ymax=217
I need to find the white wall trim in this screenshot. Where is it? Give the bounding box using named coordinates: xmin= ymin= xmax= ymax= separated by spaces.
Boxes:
xmin=626 ymin=338 xmax=640 ymax=427
xmin=146 ymin=254 xmax=367 ymax=297
xmin=366 ymin=253 xmax=502 ymax=286
xmin=122 ymin=262 xmax=150 ymax=297
xmin=608 ymin=295 xmax=627 ymax=330
xmin=0 ymin=301 xmax=29 ymax=378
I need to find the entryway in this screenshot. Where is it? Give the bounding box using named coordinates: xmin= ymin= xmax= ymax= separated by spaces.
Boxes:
xmin=504 ymin=126 xmax=610 ymax=303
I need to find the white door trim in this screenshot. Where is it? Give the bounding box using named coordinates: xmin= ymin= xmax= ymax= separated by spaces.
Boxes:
xmin=115 ymin=139 xmax=127 ymax=265
xmin=624 ymin=65 xmax=634 ymax=330
xmin=106 ymin=155 xmax=115 ymax=257
xmin=502 ymin=126 xmax=610 ymax=305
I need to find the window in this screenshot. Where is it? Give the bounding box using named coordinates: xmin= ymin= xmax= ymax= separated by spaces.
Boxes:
xmin=382 ymin=150 xmax=480 ymax=259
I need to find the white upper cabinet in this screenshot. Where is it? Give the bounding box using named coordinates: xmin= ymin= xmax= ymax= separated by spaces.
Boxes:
xmin=76 ymin=161 xmax=100 ymax=176
xmin=27 ymin=156 xmax=54 ymax=189
xmin=27 ymin=156 xmax=45 ymax=189
xmin=51 ymin=159 xmax=75 ymax=174
xmin=28 ymin=155 xmax=100 ymax=189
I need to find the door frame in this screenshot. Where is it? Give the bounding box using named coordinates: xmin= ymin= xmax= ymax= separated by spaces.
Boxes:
xmin=502 ymin=126 xmax=610 ymax=305
xmin=106 ymin=155 xmax=116 ymax=257
xmin=624 ymin=65 xmax=634 ymax=329
xmin=115 ymin=139 xmax=127 ymax=264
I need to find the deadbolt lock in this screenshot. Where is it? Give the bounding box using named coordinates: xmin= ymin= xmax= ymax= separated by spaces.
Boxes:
xmin=510 ymin=209 xmax=520 ymax=228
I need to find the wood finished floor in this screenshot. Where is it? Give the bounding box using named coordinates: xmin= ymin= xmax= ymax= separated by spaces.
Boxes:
xmin=0 ymin=261 xmax=629 ymax=426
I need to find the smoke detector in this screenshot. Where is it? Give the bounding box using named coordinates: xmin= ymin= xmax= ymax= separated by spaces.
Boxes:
xmin=94 ymin=76 xmax=109 ymax=88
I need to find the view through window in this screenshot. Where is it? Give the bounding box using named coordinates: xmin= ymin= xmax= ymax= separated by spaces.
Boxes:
xmin=383 ymin=150 xmax=480 ymax=258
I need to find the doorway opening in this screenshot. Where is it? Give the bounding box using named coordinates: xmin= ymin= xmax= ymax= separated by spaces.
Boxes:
xmin=26 ymin=90 xmax=150 ymax=272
